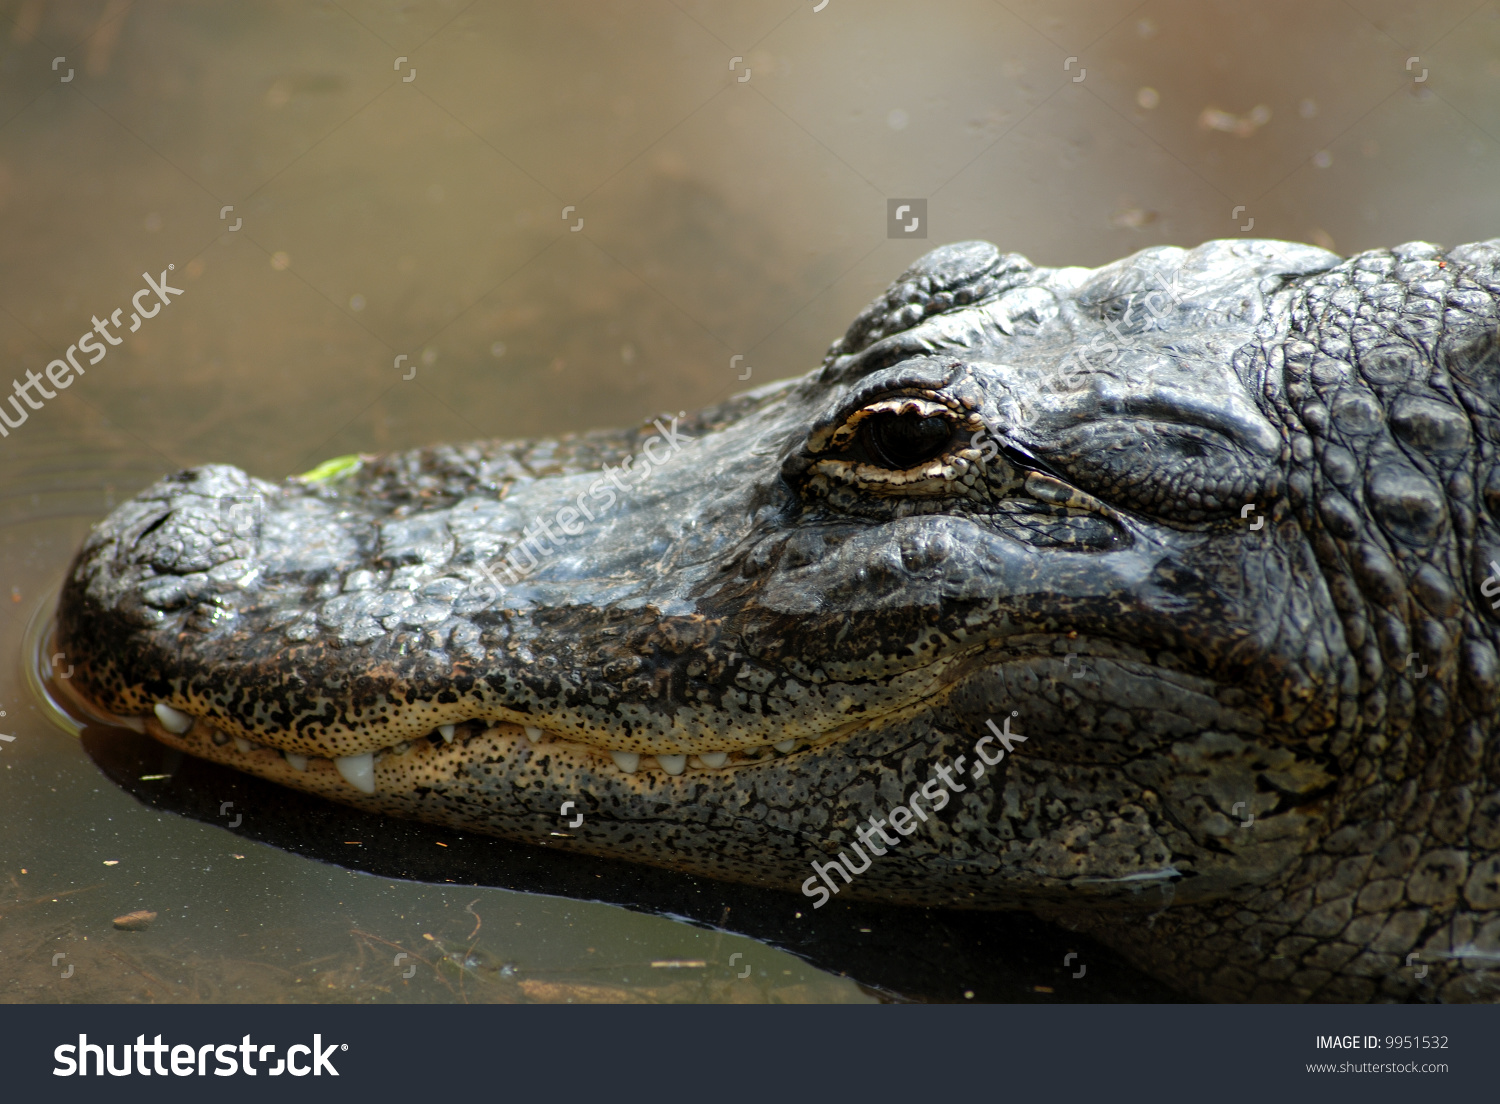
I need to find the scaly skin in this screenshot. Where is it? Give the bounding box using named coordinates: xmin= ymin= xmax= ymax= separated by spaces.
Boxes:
xmin=57 ymin=236 xmax=1500 ymax=1001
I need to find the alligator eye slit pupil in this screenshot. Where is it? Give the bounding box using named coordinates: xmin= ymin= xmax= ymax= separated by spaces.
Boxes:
xmin=864 ymin=411 xmax=953 ymax=469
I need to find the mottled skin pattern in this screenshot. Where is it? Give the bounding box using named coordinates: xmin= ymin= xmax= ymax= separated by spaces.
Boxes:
xmin=56 ymin=236 xmax=1500 ymax=1002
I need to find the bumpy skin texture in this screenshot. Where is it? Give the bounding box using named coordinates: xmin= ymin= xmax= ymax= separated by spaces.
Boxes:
xmin=57 ymin=237 xmax=1500 ymax=1002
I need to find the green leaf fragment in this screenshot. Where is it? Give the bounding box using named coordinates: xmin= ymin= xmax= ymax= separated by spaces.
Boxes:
xmin=295 ymin=454 xmax=362 ymax=483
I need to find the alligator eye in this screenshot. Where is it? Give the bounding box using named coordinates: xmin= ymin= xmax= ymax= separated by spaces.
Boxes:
xmin=861 ymin=410 xmax=954 ymax=469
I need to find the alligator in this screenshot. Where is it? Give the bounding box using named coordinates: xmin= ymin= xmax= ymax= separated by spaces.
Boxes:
xmin=56 ymin=235 xmax=1500 ymax=1003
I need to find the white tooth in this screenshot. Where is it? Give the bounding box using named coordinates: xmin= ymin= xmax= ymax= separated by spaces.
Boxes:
xmin=657 ymin=754 xmax=686 ymax=775
xmin=233 ymin=737 xmax=254 ymax=753
xmin=285 ymin=753 xmax=308 ymax=771
xmin=746 ymin=746 xmax=767 ymax=757
xmin=336 ymin=753 xmax=376 ymax=794
xmin=153 ymin=703 xmax=193 ymax=734
xmin=609 ymin=750 xmax=640 ymax=773
xmin=774 ymin=739 xmax=797 ymax=753
xmin=438 ymin=724 xmax=455 ymax=743
xmin=699 ymin=752 xmax=728 ymax=768
xmin=524 ymin=726 xmax=543 ymax=743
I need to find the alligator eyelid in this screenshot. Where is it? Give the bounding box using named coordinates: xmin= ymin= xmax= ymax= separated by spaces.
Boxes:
xmin=827 ymin=348 xmax=968 ymax=415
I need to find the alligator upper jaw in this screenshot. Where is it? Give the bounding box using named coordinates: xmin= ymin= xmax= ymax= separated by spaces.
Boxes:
xmin=135 ymin=709 xmax=780 ymax=797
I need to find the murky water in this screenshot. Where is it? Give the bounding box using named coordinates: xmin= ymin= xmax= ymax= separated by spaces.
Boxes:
xmin=2 ymin=0 xmax=1497 ymax=1003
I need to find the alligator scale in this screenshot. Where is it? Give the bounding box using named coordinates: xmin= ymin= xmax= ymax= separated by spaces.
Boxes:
xmin=57 ymin=237 xmax=1500 ymax=1002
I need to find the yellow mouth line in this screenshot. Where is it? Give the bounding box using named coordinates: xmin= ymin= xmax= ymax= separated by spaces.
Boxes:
xmin=135 ymin=702 xmax=807 ymax=793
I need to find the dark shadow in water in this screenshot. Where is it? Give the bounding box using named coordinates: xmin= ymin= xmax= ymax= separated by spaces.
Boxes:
xmin=80 ymin=724 xmax=1186 ymax=1004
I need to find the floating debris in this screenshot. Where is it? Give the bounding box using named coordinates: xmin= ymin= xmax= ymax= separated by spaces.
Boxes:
xmin=1198 ymin=104 xmax=1270 ymax=137
xmin=419 ymin=933 xmax=517 ymax=980
xmin=1111 ymin=206 xmax=1158 ymax=230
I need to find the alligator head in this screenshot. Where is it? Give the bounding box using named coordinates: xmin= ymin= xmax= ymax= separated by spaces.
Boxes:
xmin=58 ymin=236 xmax=1500 ymax=1002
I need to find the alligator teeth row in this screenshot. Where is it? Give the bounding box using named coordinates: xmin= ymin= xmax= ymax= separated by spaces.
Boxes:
xmin=151 ymin=703 xmax=806 ymax=794
xmin=603 ymin=744 xmax=799 ymax=774
xmin=152 ymin=701 xmax=389 ymax=795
